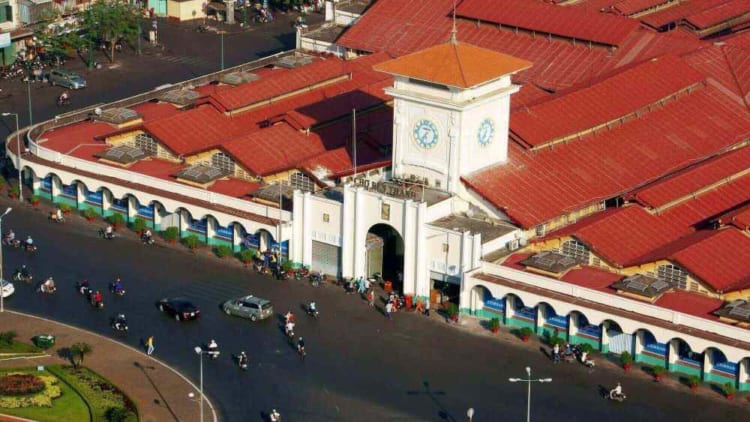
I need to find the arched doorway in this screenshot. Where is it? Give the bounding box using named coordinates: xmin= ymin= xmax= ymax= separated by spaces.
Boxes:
xmin=366 ymin=223 xmax=404 ymax=291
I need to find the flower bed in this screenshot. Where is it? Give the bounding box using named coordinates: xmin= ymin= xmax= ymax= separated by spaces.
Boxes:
xmin=0 ymin=373 xmax=61 ymax=408
xmin=48 ymin=365 xmax=138 ymax=421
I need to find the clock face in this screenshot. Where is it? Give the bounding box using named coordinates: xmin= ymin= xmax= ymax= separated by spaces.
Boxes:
xmin=478 ymin=118 xmax=495 ymax=146
xmin=412 ymin=119 xmax=439 ymax=149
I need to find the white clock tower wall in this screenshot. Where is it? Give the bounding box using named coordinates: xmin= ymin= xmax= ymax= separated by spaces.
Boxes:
xmin=457 ymin=93 xmax=513 ymax=177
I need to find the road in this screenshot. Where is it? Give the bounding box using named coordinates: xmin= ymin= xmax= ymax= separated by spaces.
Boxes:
xmin=1 ymin=199 xmax=748 ymax=421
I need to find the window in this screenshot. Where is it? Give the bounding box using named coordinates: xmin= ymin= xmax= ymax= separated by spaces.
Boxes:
xmin=211 ymin=152 xmax=235 ymax=174
xmin=289 ymin=171 xmax=314 ymax=192
xmin=535 ymin=224 xmax=546 ymax=237
xmin=135 ymin=133 xmax=157 ymax=156
xmin=0 ymin=3 xmax=12 ymax=23
xmin=381 ymin=203 xmax=391 ymax=220
xmin=560 ymin=239 xmax=590 ymax=263
xmin=322 ymin=213 xmax=330 ymax=223
xmin=435 ymin=179 xmax=441 ymax=188
xmin=657 ymin=263 xmax=688 ymax=290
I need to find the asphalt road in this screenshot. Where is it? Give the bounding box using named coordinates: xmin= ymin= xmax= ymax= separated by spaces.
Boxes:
xmin=2 ymin=200 xmax=749 ymax=422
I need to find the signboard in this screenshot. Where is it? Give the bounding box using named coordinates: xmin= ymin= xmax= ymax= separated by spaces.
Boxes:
xmin=0 ymin=33 xmax=10 ymax=49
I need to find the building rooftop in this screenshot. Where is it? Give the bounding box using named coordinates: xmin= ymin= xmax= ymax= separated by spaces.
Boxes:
xmin=429 ymin=214 xmax=517 ymax=242
xmin=374 ymin=41 xmax=532 ymax=89
xmin=520 ymin=251 xmax=581 ymax=274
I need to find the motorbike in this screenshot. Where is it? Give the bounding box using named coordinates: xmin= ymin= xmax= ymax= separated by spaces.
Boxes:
xmin=141 ymin=233 xmax=154 ymax=245
xmin=236 ymin=353 xmax=248 ymax=370
xmin=56 ymin=96 xmax=70 ymax=107
xmin=284 ymin=324 xmax=295 ymax=339
xmin=48 ymin=212 xmax=65 ymax=223
xmin=306 ymin=306 xmax=319 ymax=319
xmin=76 ymin=281 xmax=91 ymax=296
xmin=99 ymin=228 xmax=115 ymax=240
xmin=89 ymin=294 xmax=104 ymax=309
xmin=13 ymin=269 xmax=32 ymax=283
xmin=294 ymin=267 xmax=309 ymax=280
xmin=109 ymin=283 xmax=126 ymax=296
xmin=206 ymin=345 xmax=220 ymax=359
xmin=39 ymin=279 xmax=56 ymax=294
xmin=24 ymin=243 xmax=38 ymax=252
xmin=309 ymin=271 xmax=322 ymax=287
xmin=608 ymin=392 xmax=626 ymax=402
xmin=253 ymin=262 xmax=270 ymax=275
xmin=111 ymin=316 xmax=128 ymax=332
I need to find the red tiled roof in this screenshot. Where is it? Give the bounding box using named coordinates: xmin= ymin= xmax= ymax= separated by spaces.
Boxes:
xmin=500 ymin=253 xmax=533 ymax=270
xmin=723 ymin=27 xmax=750 ymax=48
xmin=456 ymin=0 xmax=640 ymax=46
xmin=221 ymin=124 xmax=326 ymax=176
xmin=130 ymin=101 xmax=181 ymax=121
xmin=629 ymin=146 xmax=750 ymax=208
xmin=41 ymin=122 xmax=114 ymax=154
xmin=510 ymin=84 xmax=550 ymax=111
xmin=653 ymin=290 xmax=723 ymax=321
xmin=464 ymin=84 xmax=750 ymax=228
xmin=211 ymin=58 xmax=350 ymax=111
xmin=682 ymin=44 xmax=750 ymax=101
xmin=640 ymin=0 xmax=729 ymax=29
xmin=299 ymin=143 xmax=388 ymax=179
xmin=684 ymin=0 xmax=750 ymax=29
xmin=143 ymin=105 xmax=242 ymax=155
xmin=127 ymin=159 xmax=185 ymax=180
xmin=510 ymin=55 xmax=705 ymax=148
xmin=717 ymin=202 xmax=750 ymax=229
xmin=560 ymin=266 xmax=624 ymax=291
xmin=209 ymin=178 xmax=261 ymax=198
xmin=670 ymin=228 xmax=750 ymax=292
xmin=613 ymin=0 xmax=671 ymax=16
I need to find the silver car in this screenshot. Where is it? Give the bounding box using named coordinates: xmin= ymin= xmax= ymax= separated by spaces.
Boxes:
xmin=49 ymin=69 xmax=86 ymax=89
xmin=222 ymin=295 xmax=273 ymax=321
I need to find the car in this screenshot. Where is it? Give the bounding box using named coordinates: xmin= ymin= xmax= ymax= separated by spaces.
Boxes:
xmin=0 ymin=280 xmax=14 ymax=298
xmin=48 ymin=69 xmax=86 ymax=89
xmin=222 ymin=295 xmax=273 ymax=321
xmin=158 ymin=297 xmax=200 ymax=321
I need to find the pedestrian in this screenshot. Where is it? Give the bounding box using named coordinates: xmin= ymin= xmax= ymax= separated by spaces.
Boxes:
xmin=385 ymin=302 xmax=393 ymax=320
xmin=146 ymin=335 xmax=154 ymax=355
xmin=424 ymin=300 xmax=430 ymax=316
xmin=363 ymin=277 xmax=370 ymax=291
xmin=552 ymin=343 xmax=560 ymax=363
xmin=415 ymin=300 xmax=423 ymax=314
xmin=368 ymin=289 xmax=375 ymax=307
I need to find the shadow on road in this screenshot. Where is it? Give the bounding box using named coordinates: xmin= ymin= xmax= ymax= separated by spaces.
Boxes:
xmin=134 ymin=361 xmax=180 ymax=422
xmin=406 ymin=380 xmax=455 ymax=422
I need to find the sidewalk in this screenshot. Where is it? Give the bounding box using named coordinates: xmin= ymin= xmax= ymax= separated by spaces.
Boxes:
xmin=0 ymin=311 xmax=216 ymax=422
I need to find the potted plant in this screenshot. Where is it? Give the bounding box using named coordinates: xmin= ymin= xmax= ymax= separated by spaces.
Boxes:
xmin=579 ymin=343 xmax=595 ymax=354
xmin=182 ymin=235 xmax=200 ymax=250
xmin=446 ymin=303 xmax=459 ymax=322
xmin=213 ymin=245 xmax=233 ymax=258
xmin=620 ymin=351 xmax=633 ymax=371
xmin=29 ymin=194 xmax=40 ymax=207
xmin=131 ymin=217 xmax=148 ymax=234
xmin=688 ymin=375 xmax=701 ymax=391
xmin=8 ymin=186 xmax=19 ymax=199
xmin=723 ymin=382 xmax=736 ymax=400
xmin=82 ymin=207 xmax=97 ymax=222
xmin=518 ymin=326 xmax=533 ymax=342
xmin=106 ymin=213 xmax=126 ymax=230
xmin=58 ymin=203 xmax=72 ymax=214
xmin=651 ymin=365 xmax=666 ymax=381
xmin=488 ymin=317 xmax=501 ymax=334
xmin=238 ymin=249 xmax=255 ymax=266
xmin=163 ymin=227 xmax=179 ymax=244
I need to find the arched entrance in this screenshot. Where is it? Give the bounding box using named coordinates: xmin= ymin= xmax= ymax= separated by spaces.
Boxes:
xmin=366 ymin=223 xmax=404 ymax=291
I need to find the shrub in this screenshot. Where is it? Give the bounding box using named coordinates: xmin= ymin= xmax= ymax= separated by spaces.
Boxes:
xmin=446 ymin=303 xmax=459 ymax=318
xmin=723 ymin=382 xmax=736 ymax=395
xmin=83 ymin=207 xmax=98 ymax=220
xmin=488 ymin=317 xmax=501 ymax=331
xmin=162 ymin=226 xmax=179 ymax=242
xmin=579 ymin=343 xmax=595 ymax=354
xmin=0 ymin=374 xmax=60 ymax=408
xmin=620 ymin=351 xmax=633 ymax=365
xmin=518 ymin=326 xmax=533 ymax=338
xmin=58 ymin=202 xmax=72 ymax=213
xmin=0 ymin=176 xmax=6 ymax=187
xmin=106 ymin=213 xmax=126 ymax=227
xmin=651 ymin=365 xmax=666 ymax=377
xmin=238 ymin=248 xmax=255 ymax=263
xmin=182 ymin=235 xmax=200 ymax=250
xmin=214 ymin=245 xmax=233 ymax=258
xmin=50 ymin=366 xmax=136 ymax=420
xmin=0 ymin=330 xmax=18 ymax=345
xmin=280 ymin=259 xmax=293 ymax=272
xmin=548 ymin=335 xmax=565 ymax=347
xmin=688 ymin=375 xmax=701 ymax=387
xmin=8 ymin=186 xmax=19 ymax=198
xmin=71 ymin=342 xmax=93 ymax=368
xmin=0 ymin=374 xmax=45 ymax=395
xmin=29 ymin=194 xmax=40 ymax=204
xmin=130 ymin=217 xmax=147 ymax=233
xmin=106 ymin=406 xmax=131 ymax=422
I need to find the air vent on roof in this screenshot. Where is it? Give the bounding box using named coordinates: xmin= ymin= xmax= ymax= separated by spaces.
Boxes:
xmin=174 ymin=164 xmax=229 ymax=185
xmin=220 ymin=71 xmax=259 ymax=86
xmin=275 ymin=55 xmax=314 ymax=69
xmin=97 ymin=107 xmax=141 ymax=125
xmin=94 ymin=145 xmax=147 ymax=164
xmin=159 ymin=89 xmax=201 ymax=106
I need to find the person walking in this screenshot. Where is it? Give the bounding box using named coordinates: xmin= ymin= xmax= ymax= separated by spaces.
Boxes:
xmin=424 ymin=300 xmax=430 ymax=317
xmin=146 ymin=335 xmax=155 ymax=356
xmin=385 ymin=302 xmax=393 ymax=320
xmin=367 ymin=289 xmax=375 ymax=307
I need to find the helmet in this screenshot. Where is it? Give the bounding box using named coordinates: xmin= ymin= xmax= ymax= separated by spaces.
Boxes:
xmin=299 ymin=337 xmax=303 ymax=341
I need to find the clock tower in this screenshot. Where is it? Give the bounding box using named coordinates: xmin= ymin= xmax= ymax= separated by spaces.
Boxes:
xmin=374 ymin=40 xmax=531 ymax=193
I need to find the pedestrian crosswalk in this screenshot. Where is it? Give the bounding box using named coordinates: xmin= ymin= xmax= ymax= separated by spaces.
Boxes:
xmin=154 ymin=53 xmax=215 ymax=69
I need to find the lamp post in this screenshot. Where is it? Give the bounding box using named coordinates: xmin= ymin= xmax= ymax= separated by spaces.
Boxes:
xmin=0 ymin=207 xmax=13 ymax=312
xmin=0 ymin=113 xmax=22 ymax=202
xmin=466 ymin=407 xmax=475 ymax=422
xmin=220 ymin=32 xmax=224 ymax=70
xmin=26 ymin=82 xmax=33 ymax=126
xmin=508 ymin=366 xmax=552 ymax=422
xmin=194 ymin=346 xmax=206 ymax=422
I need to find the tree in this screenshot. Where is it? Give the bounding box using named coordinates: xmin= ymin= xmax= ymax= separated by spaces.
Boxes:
xmin=71 ymin=342 xmax=93 ymax=368
xmin=81 ymin=0 xmax=141 ymax=63
xmin=34 ymin=16 xmax=84 ymax=63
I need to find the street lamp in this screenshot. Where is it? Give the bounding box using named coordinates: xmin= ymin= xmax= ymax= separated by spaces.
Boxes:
xmin=1 ymin=113 xmax=23 ymax=202
xmin=467 ymin=407 xmax=475 ymax=422
xmin=0 ymin=207 xmax=13 ymax=313
xmin=194 ymin=346 xmax=206 ymax=422
xmin=508 ymin=366 xmax=552 ymax=422
xmin=220 ymin=32 xmax=224 ymax=70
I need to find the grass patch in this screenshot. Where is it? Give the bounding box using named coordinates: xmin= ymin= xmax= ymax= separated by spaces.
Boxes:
xmin=0 ymin=367 xmax=90 ymax=422
xmin=48 ymin=365 xmax=137 ymax=422
xmin=0 ymin=341 xmax=42 ymax=354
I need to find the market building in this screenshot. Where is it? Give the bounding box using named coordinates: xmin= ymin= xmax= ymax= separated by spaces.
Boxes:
xmin=8 ymin=0 xmax=750 ymax=392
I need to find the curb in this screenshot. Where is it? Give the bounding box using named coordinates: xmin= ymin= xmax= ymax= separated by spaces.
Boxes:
xmin=2 ymin=310 xmax=219 ymax=422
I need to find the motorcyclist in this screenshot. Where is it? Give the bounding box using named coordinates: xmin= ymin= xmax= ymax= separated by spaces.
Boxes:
xmin=307 ymin=301 xmax=317 ymax=316
xmin=79 ymin=279 xmax=90 ymax=295
xmin=55 ymin=208 xmax=63 ymax=222
xmin=142 ymin=229 xmax=153 ymax=243
xmin=284 ymin=320 xmax=295 ymax=337
xmin=104 ymin=225 xmax=114 ymax=239
xmin=113 ymin=278 xmax=124 ymax=294
xmin=25 ymin=235 xmax=34 ymax=250
xmin=238 ymin=351 xmax=248 ymax=368
xmin=609 ymin=382 xmax=623 ymax=400
xmin=92 ymin=290 xmax=103 ymax=306
xmin=42 ymin=277 xmax=55 ymax=293
xmin=114 ymin=314 xmax=127 ymax=330
xmin=207 ymin=339 xmax=219 ymax=358
xmin=5 ymin=229 xmax=15 ymax=245
xmin=284 ymin=311 xmax=295 ymax=324
xmin=297 ymin=337 xmax=305 ymax=354
xmin=58 ymin=91 xmax=69 ymax=105
xmin=269 ymin=409 xmax=281 ymax=422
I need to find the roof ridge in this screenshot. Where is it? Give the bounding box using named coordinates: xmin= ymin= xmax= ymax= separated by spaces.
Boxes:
xmin=720 ymin=44 xmax=750 ymax=112
xmin=453 ymin=42 xmax=469 ymax=88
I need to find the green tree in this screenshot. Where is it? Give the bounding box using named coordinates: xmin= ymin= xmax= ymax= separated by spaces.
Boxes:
xmin=70 ymin=342 xmax=93 ymax=369
xmin=81 ymin=0 xmax=141 ymax=63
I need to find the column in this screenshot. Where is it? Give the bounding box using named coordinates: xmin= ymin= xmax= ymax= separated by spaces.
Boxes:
xmin=352 ymin=187 xmax=367 ymax=280
xmin=232 ymin=223 xmax=243 ymax=252
xmin=633 ymin=332 xmax=644 ymax=363
xmin=702 ymin=352 xmax=712 ymax=382
xmin=502 ymin=296 xmax=510 ymax=325
xmin=534 ymin=307 xmax=543 ymax=335
xmin=302 ymin=192 xmax=312 ymax=266
xmin=206 ymin=217 xmax=216 ymax=244
xmin=401 ymin=199 xmax=416 ymax=295
xmin=152 ymin=203 xmax=162 ymax=231
xmin=341 ymin=185 xmax=354 ymax=279
xmin=460 ymin=230 xmax=471 ymax=273
xmin=324 ymin=0 xmax=334 ymax=21
xmin=75 ymin=183 xmax=85 ymax=209
xmin=739 ymin=359 xmax=749 ymax=391
xmin=178 ymin=210 xmax=188 ymax=238
xmin=414 ymin=202 xmax=429 ymax=301
xmin=471 ymin=233 xmax=482 ymax=270
xmin=29 ymin=174 xmax=40 ymax=196
xmin=567 ymin=314 xmax=577 ymax=342
xmin=295 ymin=27 xmax=302 ymax=49
xmin=126 ymin=197 xmax=137 ymax=224
xmin=600 ymin=322 xmax=610 ymax=353
xmin=50 ymin=176 xmax=61 ymax=202
xmin=667 ymin=340 xmax=678 ymax=372
xmin=291 ymin=190 xmax=304 ymax=264
xmin=102 ymin=190 xmax=112 ymax=216
xmin=224 ymin=0 xmax=236 ymax=24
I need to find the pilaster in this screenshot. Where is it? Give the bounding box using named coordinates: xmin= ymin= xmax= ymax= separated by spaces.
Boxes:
xmin=352 ymin=187 xmax=367 ymax=280
xmin=341 ymin=185 xmax=354 ymax=278
xmin=292 ymin=190 xmax=304 ymax=264
xmin=414 ymin=202 xmax=429 ymax=300
xmin=302 ymin=192 xmax=312 ymax=266
xmin=402 ymin=199 xmax=416 ymax=294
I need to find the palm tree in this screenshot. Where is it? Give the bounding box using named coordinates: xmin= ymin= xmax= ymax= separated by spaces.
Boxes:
xmin=71 ymin=343 xmax=93 ymax=368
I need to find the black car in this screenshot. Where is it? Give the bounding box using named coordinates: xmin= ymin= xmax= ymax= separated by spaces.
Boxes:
xmin=158 ymin=297 xmax=201 ymax=321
